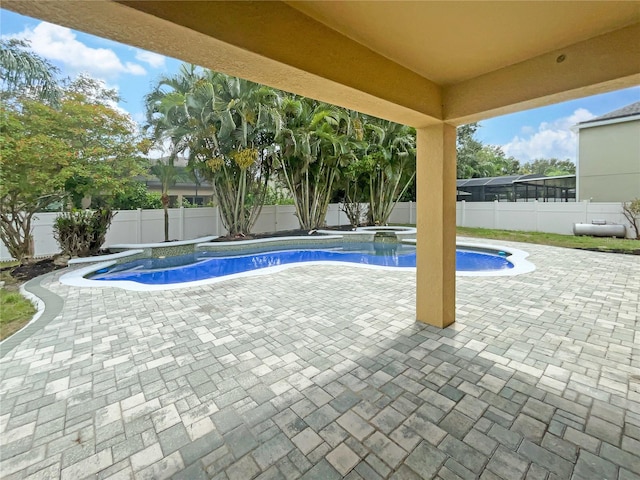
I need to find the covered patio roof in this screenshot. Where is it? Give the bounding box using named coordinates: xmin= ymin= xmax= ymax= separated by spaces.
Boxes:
xmin=4 ymin=1 xmax=638 ymax=126
xmin=3 ymin=1 xmax=639 ymax=327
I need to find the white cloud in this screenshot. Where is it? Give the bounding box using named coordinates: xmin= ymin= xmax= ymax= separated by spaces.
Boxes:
xmin=501 ymin=108 xmax=596 ymax=163
xmin=122 ymin=62 xmax=146 ymax=76
xmin=11 ymin=22 xmax=147 ymax=79
xmin=135 ymin=50 xmax=166 ymax=69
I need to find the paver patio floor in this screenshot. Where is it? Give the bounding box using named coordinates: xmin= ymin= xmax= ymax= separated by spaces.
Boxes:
xmin=1 ymin=239 xmax=639 ymax=480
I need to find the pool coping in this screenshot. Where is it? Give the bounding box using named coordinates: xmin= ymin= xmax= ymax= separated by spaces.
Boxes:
xmin=107 ymin=235 xmax=218 ymax=250
xmin=58 ymin=237 xmax=535 ymax=291
xmin=68 ymin=249 xmax=145 ymax=264
xmin=401 ymin=239 xmax=536 ymax=277
xmin=196 ymin=235 xmax=345 ymax=251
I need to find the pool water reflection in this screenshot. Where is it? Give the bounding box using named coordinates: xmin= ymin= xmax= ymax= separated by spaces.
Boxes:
xmin=89 ymin=242 xmax=513 ymax=286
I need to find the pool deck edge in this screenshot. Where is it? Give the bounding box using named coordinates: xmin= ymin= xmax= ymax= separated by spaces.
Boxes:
xmin=0 ymin=272 xmax=64 ymax=359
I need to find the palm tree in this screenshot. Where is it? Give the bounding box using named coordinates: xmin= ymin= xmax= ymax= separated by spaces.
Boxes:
xmin=145 ymin=65 xmax=282 ymax=236
xmin=145 ymin=65 xmax=202 ymax=240
xmin=0 ymin=39 xmax=61 ymax=104
xmin=340 ymin=153 xmax=372 ymax=227
xmin=361 ymin=118 xmax=416 ymax=225
xmin=149 ymin=158 xmax=180 ymax=242
xmin=276 ymin=97 xmax=362 ymax=229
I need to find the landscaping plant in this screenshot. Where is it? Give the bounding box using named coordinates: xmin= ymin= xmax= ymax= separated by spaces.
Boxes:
xmin=622 ymin=198 xmax=640 ymax=240
xmin=362 ymin=120 xmax=416 ymax=225
xmin=1 ymin=41 xmax=147 ymax=262
xmin=145 ymin=65 xmax=281 ymax=236
xmin=276 ymin=98 xmax=363 ymax=230
xmin=53 ymin=208 xmax=114 ymax=257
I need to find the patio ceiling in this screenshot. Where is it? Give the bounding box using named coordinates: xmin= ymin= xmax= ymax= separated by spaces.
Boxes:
xmin=3 ymin=1 xmax=639 ymax=127
xmin=288 ymin=1 xmax=640 ymax=86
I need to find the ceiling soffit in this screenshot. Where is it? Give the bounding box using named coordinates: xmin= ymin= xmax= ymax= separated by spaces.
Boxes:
xmin=287 ymin=1 xmax=640 ymax=86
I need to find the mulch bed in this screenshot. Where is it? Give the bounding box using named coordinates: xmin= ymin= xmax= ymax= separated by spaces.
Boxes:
xmin=211 ymin=225 xmax=356 ymax=242
xmin=2 ymin=258 xmax=67 ymax=283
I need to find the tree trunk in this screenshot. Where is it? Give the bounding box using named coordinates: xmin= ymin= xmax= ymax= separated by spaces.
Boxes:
xmin=161 ymin=193 xmax=169 ymax=242
xmin=0 ymin=210 xmax=35 ymax=263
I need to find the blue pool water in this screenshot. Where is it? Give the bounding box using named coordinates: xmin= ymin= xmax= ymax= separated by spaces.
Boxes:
xmin=90 ymin=243 xmax=513 ymax=285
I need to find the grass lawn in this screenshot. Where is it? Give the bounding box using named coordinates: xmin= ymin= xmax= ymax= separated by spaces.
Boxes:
xmin=456 ymin=226 xmax=639 ymax=254
xmin=0 ymin=261 xmax=36 ymax=340
xmin=0 ymin=288 xmax=36 ymax=340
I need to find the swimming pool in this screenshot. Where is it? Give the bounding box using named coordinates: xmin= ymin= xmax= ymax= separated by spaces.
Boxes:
xmin=59 ymin=240 xmax=534 ymax=291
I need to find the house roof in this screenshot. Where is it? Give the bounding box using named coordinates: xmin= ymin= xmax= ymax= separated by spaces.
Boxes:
xmin=579 ymin=101 xmax=640 ymax=124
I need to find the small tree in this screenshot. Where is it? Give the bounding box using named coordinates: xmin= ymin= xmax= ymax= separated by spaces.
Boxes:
xmin=622 ymin=198 xmax=640 ymax=240
xmin=0 ymin=76 xmax=147 ymax=262
xmin=150 ymin=159 xmax=180 ymax=241
xmin=1 ymin=101 xmax=71 ymax=262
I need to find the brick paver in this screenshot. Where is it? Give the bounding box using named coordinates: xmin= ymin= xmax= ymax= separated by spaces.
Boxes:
xmin=0 ymin=239 xmax=638 ymax=479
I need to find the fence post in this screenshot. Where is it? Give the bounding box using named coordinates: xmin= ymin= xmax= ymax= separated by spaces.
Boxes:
xmin=408 ymin=201 xmax=413 ymax=224
xmin=274 ymin=204 xmax=279 ymax=232
xmin=534 ymin=200 xmax=539 ymax=232
xmin=179 ymin=206 xmax=185 ymax=240
xmin=461 ymin=200 xmax=466 ymax=227
xmin=493 ymin=200 xmax=498 ymax=229
xmin=215 ymin=206 xmax=220 ymax=236
xmin=583 ymin=200 xmax=589 ymax=223
xmin=136 ymin=208 xmax=142 ymax=243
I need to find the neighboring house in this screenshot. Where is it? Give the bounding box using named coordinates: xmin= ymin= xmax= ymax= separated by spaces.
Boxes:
xmin=575 ymin=101 xmax=640 ymax=202
xmin=144 ymin=176 xmax=214 ymax=207
xmin=144 ymin=156 xmax=214 ymax=207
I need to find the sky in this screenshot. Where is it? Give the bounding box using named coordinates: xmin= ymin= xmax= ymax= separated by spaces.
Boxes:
xmin=2 ymin=9 xmax=639 ymax=164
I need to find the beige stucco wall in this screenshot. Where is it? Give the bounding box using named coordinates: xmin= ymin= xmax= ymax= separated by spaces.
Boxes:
xmin=578 ymin=119 xmax=640 ymax=202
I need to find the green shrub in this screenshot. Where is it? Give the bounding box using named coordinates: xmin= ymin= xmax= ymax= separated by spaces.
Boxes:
xmin=109 ymin=182 xmax=162 ymax=210
xmin=53 ymin=209 xmax=115 ymax=257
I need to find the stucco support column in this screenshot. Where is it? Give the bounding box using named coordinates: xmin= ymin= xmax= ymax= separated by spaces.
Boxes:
xmin=416 ymin=124 xmax=457 ymax=328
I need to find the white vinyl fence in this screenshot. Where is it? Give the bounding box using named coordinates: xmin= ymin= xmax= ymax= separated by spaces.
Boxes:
xmin=457 ymin=201 xmax=632 ymax=236
xmin=387 ymin=200 xmax=633 ymax=237
xmin=0 ymin=205 xmax=351 ymax=261
xmin=0 ymin=201 xmax=633 ymax=261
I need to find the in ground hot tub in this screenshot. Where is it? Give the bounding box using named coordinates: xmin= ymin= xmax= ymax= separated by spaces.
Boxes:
xmin=356 ymin=226 xmax=416 ymax=241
